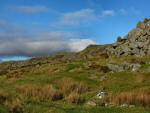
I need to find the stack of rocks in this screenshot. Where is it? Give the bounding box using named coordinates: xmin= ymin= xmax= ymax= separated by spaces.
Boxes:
xmin=106 ymin=18 xmax=150 ymax=57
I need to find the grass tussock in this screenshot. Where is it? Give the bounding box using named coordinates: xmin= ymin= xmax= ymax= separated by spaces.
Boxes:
xmin=67 ymin=92 xmax=85 ymax=104
xmin=5 ymin=98 xmax=24 ymax=113
xmin=106 ymin=88 xmax=150 ymax=107
xmin=57 ymin=78 xmax=89 ymax=96
xmin=16 ymin=84 xmax=63 ymax=102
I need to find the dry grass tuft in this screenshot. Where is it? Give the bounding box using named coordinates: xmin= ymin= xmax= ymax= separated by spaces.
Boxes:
xmin=67 ymin=92 xmax=85 ymax=104
xmin=16 ymin=84 xmax=63 ymax=102
xmin=57 ymin=78 xmax=89 ymax=96
xmin=105 ymin=88 xmax=150 ymax=107
xmin=5 ymin=98 xmax=24 ymax=113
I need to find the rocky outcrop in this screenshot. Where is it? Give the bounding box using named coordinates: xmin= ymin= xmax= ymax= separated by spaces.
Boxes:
xmin=107 ymin=63 xmax=141 ymax=72
xmin=106 ymin=18 xmax=150 ymax=57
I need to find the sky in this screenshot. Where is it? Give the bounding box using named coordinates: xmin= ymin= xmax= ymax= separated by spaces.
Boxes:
xmin=0 ymin=0 xmax=150 ymax=61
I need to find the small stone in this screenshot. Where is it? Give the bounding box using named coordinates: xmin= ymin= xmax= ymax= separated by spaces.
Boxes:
xmin=86 ymin=101 xmax=96 ymax=107
xmin=120 ymin=103 xmax=129 ymax=107
xmin=132 ymin=64 xmax=141 ymax=71
xmin=100 ymin=75 xmax=108 ymax=81
xmin=97 ymin=91 xmax=108 ymax=99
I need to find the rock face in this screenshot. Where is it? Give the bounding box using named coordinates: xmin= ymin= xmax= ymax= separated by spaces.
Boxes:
xmin=106 ymin=18 xmax=150 ymax=57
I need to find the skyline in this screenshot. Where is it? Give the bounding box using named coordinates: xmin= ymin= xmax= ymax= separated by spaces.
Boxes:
xmin=0 ymin=0 xmax=150 ymax=61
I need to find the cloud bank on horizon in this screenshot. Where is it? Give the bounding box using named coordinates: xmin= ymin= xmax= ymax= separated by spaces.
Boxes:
xmin=0 ymin=0 xmax=149 ymax=58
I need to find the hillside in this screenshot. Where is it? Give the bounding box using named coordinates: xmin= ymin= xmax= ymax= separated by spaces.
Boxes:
xmin=0 ymin=19 xmax=150 ymax=113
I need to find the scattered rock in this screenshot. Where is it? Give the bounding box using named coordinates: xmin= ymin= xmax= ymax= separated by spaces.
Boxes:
xmin=97 ymin=91 xmax=108 ymax=99
xmin=120 ymin=103 xmax=129 ymax=107
xmin=132 ymin=63 xmax=141 ymax=71
xmin=100 ymin=75 xmax=108 ymax=81
xmin=107 ymin=64 xmax=125 ymax=72
xmin=86 ymin=101 xmax=97 ymax=107
xmin=107 ymin=63 xmax=141 ymax=72
xmin=129 ymin=105 xmax=135 ymax=108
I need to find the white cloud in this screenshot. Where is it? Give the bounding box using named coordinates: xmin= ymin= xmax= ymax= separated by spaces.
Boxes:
xmin=0 ymin=31 xmax=96 ymax=56
xmin=119 ymin=7 xmax=141 ymax=16
xmin=12 ymin=5 xmax=49 ymax=14
xmin=0 ymin=20 xmax=96 ymax=56
xmin=68 ymin=39 xmax=96 ymax=52
xmin=101 ymin=10 xmax=115 ymax=17
xmin=59 ymin=9 xmax=95 ymax=26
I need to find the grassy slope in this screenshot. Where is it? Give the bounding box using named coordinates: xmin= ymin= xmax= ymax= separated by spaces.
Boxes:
xmin=0 ymin=55 xmax=150 ymax=113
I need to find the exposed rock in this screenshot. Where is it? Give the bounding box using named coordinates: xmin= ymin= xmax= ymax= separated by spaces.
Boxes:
xmin=97 ymin=91 xmax=108 ymax=99
xmin=100 ymin=75 xmax=108 ymax=81
xmin=107 ymin=64 xmax=125 ymax=72
xmin=107 ymin=63 xmax=141 ymax=72
xmin=105 ymin=18 xmax=150 ymax=57
xmin=86 ymin=101 xmax=97 ymax=107
xmin=132 ymin=64 xmax=141 ymax=71
xmin=120 ymin=103 xmax=129 ymax=108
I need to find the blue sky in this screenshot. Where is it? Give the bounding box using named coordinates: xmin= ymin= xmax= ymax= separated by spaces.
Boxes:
xmin=0 ymin=0 xmax=150 ymax=61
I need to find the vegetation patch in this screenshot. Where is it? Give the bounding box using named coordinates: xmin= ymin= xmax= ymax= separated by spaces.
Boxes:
xmin=56 ymin=78 xmax=89 ymax=96
xmin=104 ymin=88 xmax=150 ymax=107
xmin=16 ymin=84 xmax=63 ymax=102
xmin=67 ymin=92 xmax=85 ymax=104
